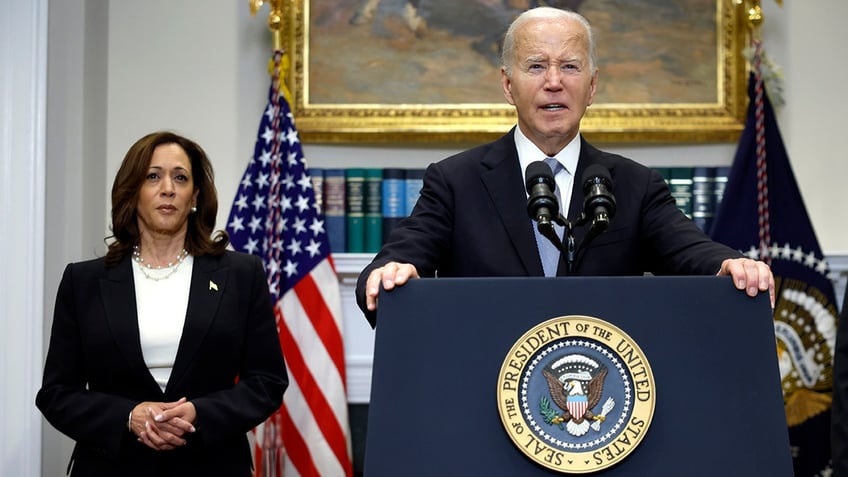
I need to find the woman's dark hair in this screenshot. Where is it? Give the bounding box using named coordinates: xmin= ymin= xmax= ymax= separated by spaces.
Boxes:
xmin=104 ymin=131 xmax=229 ymax=266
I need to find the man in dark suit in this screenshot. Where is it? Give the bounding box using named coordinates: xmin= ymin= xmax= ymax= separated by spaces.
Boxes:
xmin=356 ymin=7 xmax=774 ymax=327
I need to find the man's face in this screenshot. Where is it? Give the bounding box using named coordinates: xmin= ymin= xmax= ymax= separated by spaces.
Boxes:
xmin=501 ymin=17 xmax=598 ymax=154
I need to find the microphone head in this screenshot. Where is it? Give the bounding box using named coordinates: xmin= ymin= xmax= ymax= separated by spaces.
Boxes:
xmin=582 ymin=164 xmax=613 ymax=193
xmin=525 ymin=161 xmax=557 ymax=194
xmin=581 ymin=164 xmax=616 ymax=230
xmin=525 ymin=161 xmax=559 ymax=222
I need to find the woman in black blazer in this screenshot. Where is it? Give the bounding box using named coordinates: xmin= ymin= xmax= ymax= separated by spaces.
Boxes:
xmin=36 ymin=131 xmax=288 ymax=476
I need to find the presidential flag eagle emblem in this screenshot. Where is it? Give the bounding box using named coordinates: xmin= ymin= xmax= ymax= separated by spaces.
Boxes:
xmin=542 ymin=355 xmax=614 ymax=437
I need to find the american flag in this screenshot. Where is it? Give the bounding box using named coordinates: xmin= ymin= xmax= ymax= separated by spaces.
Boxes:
xmin=226 ymin=51 xmax=353 ymax=477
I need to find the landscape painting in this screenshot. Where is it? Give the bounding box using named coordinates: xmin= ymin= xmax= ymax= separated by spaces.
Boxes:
xmin=285 ymin=0 xmax=748 ymax=142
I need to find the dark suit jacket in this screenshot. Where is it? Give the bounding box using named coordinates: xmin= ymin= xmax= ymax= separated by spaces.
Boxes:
xmin=36 ymin=251 xmax=288 ymax=477
xmin=356 ymin=131 xmax=742 ymax=326
xmin=832 ymin=285 xmax=848 ymax=473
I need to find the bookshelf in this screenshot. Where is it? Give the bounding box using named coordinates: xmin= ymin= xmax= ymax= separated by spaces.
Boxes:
xmin=315 ymin=166 xmax=727 ymax=253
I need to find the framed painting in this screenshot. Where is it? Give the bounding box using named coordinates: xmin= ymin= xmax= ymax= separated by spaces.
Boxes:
xmin=282 ymin=0 xmax=749 ymax=143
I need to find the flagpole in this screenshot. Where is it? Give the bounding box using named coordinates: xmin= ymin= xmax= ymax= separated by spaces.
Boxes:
xmin=240 ymin=2 xmax=354 ymax=476
xmin=249 ymin=0 xmax=294 ymax=105
xmin=721 ymin=4 xmax=838 ymax=475
xmin=745 ymin=0 xmax=764 ymax=35
xmin=249 ymin=0 xmax=285 ymax=52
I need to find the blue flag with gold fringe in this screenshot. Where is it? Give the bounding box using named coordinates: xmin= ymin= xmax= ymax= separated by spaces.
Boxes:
xmin=710 ymin=45 xmax=838 ymax=476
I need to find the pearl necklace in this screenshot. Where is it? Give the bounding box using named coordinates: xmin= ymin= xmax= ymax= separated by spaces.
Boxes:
xmin=132 ymin=245 xmax=190 ymax=281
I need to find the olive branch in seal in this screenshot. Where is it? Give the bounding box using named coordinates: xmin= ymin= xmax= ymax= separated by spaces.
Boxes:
xmin=540 ymin=396 xmax=564 ymax=430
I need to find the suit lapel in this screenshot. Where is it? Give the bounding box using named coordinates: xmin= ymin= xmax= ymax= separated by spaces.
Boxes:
xmin=480 ymin=131 xmax=543 ymax=275
xmin=100 ymin=256 xmax=160 ymax=390
xmin=167 ymin=254 xmax=228 ymax=394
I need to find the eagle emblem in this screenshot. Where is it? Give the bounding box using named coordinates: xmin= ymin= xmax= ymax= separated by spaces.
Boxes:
xmin=541 ymin=354 xmax=615 ymax=436
xmin=498 ymin=316 xmax=654 ymax=473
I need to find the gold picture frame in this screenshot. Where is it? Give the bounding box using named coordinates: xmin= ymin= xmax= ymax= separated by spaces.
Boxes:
xmin=282 ymin=0 xmax=749 ymax=144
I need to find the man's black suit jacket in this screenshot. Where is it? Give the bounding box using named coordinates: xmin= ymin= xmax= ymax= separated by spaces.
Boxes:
xmin=832 ymin=284 xmax=848 ymax=473
xmin=36 ymin=251 xmax=288 ymax=476
xmin=356 ymin=131 xmax=741 ymax=326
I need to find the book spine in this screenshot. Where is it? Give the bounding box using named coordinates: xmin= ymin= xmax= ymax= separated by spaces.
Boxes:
xmin=713 ymin=166 xmax=731 ymax=206
xmin=668 ymin=167 xmax=694 ymax=219
xmin=309 ymin=166 xmax=324 ymax=214
xmin=323 ymin=168 xmax=346 ymax=254
xmin=710 ymin=166 xmax=731 ymax=235
xmin=381 ymin=168 xmax=406 ymax=244
xmin=691 ymin=166 xmax=716 ymax=233
xmin=404 ymin=168 xmax=425 ymax=215
xmin=364 ymin=168 xmax=383 ymax=253
xmin=345 ymin=168 xmax=366 ymax=253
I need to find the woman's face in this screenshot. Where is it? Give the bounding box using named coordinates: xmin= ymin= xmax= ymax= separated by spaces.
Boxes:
xmin=136 ymin=143 xmax=198 ymax=240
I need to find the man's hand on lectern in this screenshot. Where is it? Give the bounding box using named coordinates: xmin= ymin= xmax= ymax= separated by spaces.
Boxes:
xmin=364 ymin=261 xmax=420 ymax=312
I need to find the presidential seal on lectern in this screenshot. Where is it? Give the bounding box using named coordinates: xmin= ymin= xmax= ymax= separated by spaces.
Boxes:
xmin=497 ymin=315 xmax=656 ymax=473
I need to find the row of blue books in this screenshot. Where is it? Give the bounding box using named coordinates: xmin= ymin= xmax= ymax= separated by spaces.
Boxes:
xmin=309 ymin=166 xmax=730 ymax=254
xmin=310 ymin=168 xmax=425 ymax=254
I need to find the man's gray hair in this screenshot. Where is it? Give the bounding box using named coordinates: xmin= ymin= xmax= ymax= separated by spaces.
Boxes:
xmin=501 ymin=7 xmax=597 ymax=77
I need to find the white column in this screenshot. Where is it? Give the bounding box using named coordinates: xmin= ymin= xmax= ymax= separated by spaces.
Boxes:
xmin=0 ymin=0 xmax=47 ymax=476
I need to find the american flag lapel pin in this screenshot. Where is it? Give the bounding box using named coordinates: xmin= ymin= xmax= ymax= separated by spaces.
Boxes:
xmin=209 ymin=280 xmax=218 ymax=291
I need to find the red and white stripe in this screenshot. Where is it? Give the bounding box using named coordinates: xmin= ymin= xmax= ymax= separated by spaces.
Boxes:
xmin=255 ymin=257 xmax=352 ymax=477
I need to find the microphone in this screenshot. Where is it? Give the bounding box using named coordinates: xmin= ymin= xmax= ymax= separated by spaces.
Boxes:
xmin=582 ymin=164 xmax=616 ymax=233
xmin=525 ymin=161 xmax=560 ymax=233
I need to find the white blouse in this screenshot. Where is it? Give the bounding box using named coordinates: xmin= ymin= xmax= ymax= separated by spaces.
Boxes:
xmin=131 ymin=255 xmax=194 ymax=392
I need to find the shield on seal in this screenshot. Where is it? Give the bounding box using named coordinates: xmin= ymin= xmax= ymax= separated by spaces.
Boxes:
xmin=567 ymin=394 xmax=588 ymax=420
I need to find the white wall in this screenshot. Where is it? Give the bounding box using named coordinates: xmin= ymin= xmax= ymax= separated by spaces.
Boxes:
xmin=1 ymin=2 xmax=46 ymax=477
xmin=40 ymin=1 xmax=111 ymax=474
xmin=28 ymin=0 xmax=848 ymax=474
xmin=781 ymin=1 xmax=848 ymax=252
